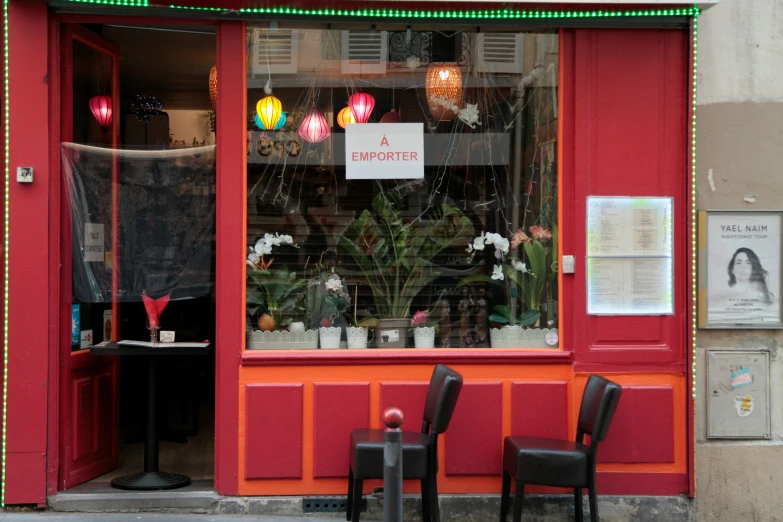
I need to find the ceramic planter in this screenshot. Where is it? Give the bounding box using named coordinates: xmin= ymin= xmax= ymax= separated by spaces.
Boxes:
xmin=247 ymin=329 xmax=318 ymax=350
xmin=413 ymin=327 xmax=436 ymax=349
xmin=346 ymin=326 xmax=369 ymax=349
xmin=319 ymin=326 xmax=342 ymax=349
xmin=489 ymin=326 xmax=559 ymax=349
xmin=375 ymin=318 xmax=409 ymax=349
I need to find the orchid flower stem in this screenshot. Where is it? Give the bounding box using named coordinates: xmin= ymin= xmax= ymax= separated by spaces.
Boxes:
xmin=353 ymin=286 xmax=358 ymax=327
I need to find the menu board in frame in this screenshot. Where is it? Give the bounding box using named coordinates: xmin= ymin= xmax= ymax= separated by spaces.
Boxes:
xmin=586 ymin=196 xmax=674 ymax=315
xmin=698 ymin=210 xmax=783 ymax=329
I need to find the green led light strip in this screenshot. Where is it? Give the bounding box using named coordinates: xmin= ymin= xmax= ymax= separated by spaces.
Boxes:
xmin=691 ymin=13 xmax=698 ymax=400
xmin=2 ymin=0 xmax=9 ymax=507
xmin=169 ymin=5 xmax=700 ymax=17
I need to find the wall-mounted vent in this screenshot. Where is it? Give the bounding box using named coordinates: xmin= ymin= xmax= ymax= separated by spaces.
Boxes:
xmin=250 ymin=28 xmax=299 ymax=76
xmin=341 ymin=30 xmax=388 ymax=74
xmin=475 ymin=33 xmax=524 ymax=74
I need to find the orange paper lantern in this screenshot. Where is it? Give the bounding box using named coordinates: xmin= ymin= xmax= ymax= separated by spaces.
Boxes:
xmin=425 ymin=63 xmax=462 ymax=122
xmin=336 ymin=106 xmax=356 ymax=129
xmin=380 ymin=108 xmax=401 ymax=123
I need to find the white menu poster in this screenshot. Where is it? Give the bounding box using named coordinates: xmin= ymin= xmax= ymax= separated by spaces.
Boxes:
xmin=586 ymin=197 xmax=674 ymax=315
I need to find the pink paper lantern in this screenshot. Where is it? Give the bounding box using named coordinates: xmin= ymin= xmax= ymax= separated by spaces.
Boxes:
xmin=348 ymin=92 xmax=375 ymax=124
xmin=298 ymin=109 xmax=330 ymax=144
xmin=89 ymin=95 xmax=113 ymax=128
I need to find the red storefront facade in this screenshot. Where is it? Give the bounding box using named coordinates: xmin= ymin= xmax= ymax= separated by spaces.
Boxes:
xmin=2 ymin=0 xmax=708 ymax=507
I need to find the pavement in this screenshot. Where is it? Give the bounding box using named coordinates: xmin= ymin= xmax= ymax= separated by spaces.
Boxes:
xmin=0 ymin=511 xmax=344 ymax=522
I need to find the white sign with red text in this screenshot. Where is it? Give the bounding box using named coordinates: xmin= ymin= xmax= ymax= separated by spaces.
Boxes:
xmin=345 ymin=123 xmax=424 ymax=180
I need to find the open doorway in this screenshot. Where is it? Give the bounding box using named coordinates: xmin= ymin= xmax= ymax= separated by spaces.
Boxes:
xmin=58 ymin=22 xmax=217 ymax=492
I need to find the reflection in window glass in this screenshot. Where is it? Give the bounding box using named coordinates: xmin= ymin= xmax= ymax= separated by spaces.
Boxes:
xmin=245 ymin=26 xmax=559 ymax=349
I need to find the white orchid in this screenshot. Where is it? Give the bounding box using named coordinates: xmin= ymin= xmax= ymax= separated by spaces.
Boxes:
xmin=484 ymin=232 xmax=502 ymax=245
xmin=472 ymin=234 xmax=486 ymax=251
xmin=466 ymin=243 xmax=473 ymax=254
xmin=512 ymin=259 xmax=527 ymax=273
xmin=248 ymin=252 xmax=261 ymax=265
xmin=279 ymin=234 xmax=294 ymax=245
xmin=325 ymin=277 xmax=343 ymax=293
xmin=264 ymin=233 xmax=281 ymax=246
xmin=254 ymin=241 xmax=273 ymax=256
xmin=495 ymin=237 xmax=510 ymax=254
xmin=491 ymin=264 xmax=505 ymax=281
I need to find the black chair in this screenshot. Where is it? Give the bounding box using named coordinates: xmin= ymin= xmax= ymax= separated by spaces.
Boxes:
xmin=347 ymin=364 xmax=463 ymax=522
xmin=501 ymin=375 xmax=622 ymax=522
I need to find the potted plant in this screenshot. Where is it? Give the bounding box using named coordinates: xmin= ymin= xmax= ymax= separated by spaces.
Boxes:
xmin=336 ymin=192 xmax=472 ymax=348
xmin=410 ymin=309 xmax=438 ymax=349
xmin=345 ymin=287 xmax=379 ymax=349
xmin=459 ymin=225 xmax=556 ymax=348
xmin=246 ymin=233 xmax=317 ymax=349
xmin=305 ymin=265 xmax=352 ymax=349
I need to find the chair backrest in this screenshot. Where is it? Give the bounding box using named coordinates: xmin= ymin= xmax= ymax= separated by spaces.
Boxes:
xmin=421 ymin=364 xmax=463 ymax=435
xmin=576 ymin=375 xmax=622 ymax=443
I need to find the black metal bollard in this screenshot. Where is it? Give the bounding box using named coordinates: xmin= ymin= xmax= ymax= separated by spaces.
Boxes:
xmin=383 ymin=406 xmax=404 ymax=522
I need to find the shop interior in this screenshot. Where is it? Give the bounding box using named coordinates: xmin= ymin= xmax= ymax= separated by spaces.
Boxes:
xmin=66 ymin=23 xmax=217 ymax=490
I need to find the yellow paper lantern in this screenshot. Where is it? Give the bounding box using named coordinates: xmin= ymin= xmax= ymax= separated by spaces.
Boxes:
xmin=336 ymin=106 xmax=356 ymax=129
xmin=425 ymin=63 xmax=463 ymax=122
xmin=208 ymin=65 xmax=217 ymax=111
xmin=256 ymin=95 xmax=283 ymax=130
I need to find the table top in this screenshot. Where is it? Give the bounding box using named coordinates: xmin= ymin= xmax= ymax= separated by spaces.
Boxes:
xmin=90 ymin=341 xmax=211 ymax=356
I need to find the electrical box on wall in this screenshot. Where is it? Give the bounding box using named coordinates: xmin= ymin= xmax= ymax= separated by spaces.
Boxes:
xmin=707 ymin=350 xmax=770 ymax=439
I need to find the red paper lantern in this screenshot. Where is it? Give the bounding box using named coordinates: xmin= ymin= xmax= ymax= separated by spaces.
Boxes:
xmin=89 ymin=95 xmax=113 ymax=128
xmin=380 ymin=108 xmax=401 ymax=123
xmin=298 ymin=109 xmax=330 ymax=144
xmin=348 ymin=92 xmax=375 ymax=124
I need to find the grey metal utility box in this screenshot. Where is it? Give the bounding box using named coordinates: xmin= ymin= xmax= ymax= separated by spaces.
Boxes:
xmin=707 ymin=350 xmax=770 ymax=439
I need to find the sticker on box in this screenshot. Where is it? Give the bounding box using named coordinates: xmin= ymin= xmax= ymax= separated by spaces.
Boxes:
xmin=734 ymin=394 xmax=754 ymax=417
xmin=80 ymin=330 xmax=93 ymax=349
xmin=380 ymin=330 xmax=400 ymax=343
xmin=160 ymin=331 xmax=176 ymax=343
xmin=730 ymin=367 xmax=752 ymax=389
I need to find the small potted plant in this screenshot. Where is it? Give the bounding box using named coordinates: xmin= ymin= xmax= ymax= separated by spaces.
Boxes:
xmin=345 ymin=287 xmax=379 ymax=349
xmin=410 ymin=309 xmax=437 ymax=349
xmin=305 ymin=264 xmax=352 ymax=349
xmin=246 ymin=233 xmax=317 ymax=349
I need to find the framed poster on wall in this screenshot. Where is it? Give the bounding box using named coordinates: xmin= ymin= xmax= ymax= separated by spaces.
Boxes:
xmin=699 ymin=210 xmax=783 ymax=329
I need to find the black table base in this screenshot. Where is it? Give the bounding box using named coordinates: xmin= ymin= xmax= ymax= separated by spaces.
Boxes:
xmin=111 ymin=471 xmax=191 ymax=491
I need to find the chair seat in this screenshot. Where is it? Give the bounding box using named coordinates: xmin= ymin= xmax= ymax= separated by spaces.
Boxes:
xmin=503 ymin=436 xmax=589 ymax=488
xmin=350 ymin=428 xmax=430 ymax=480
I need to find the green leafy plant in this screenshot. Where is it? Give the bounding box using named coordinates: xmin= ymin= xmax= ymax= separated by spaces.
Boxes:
xmin=305 ymin=265 xmax=352 ymax=329
xmin=336 ymin=192 xmax=473 ymax=319
xmin=247 ymin=266 xmax=308 ymax=328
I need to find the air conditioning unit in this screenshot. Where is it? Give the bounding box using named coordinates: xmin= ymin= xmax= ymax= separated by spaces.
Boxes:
xmin=475 ymin=33 xmax=524 ymax=74
xmin=341 ymin=30 xmax=388 ymax=74
xmin=249 ymin=28 xmax=299 ymax=77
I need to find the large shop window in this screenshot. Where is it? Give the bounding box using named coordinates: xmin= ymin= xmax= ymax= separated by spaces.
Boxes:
xmin=245 ymin=25 xmax=559 ymax=350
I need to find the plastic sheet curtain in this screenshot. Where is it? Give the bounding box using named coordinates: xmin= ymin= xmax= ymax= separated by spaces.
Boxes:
xmin=62 ymin=143 xmax=216 ymax=303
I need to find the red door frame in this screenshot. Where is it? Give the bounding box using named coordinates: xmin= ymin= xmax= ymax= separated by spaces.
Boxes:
xmin=44 ymin=14 xmax=240 ymax=495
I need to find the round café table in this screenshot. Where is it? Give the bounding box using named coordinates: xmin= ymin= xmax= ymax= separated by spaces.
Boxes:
xmin=91 ymin=341 xmax=210 ymax=490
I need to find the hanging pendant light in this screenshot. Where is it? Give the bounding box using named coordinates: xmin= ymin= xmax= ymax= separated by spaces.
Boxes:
xmin=273 ymin=111 xmax=287 ymax=130
xmin=209 ymin=65 xmax=218 ymax=111
xmin=380 ymin=108 xmax=401 ymax=123
xmin=348 ymin=92 xmax=375 ymax=123
xmin=298 ymin=109 xmax=330 ymax=144
xmin=336 ymin=106 xmax=356 ymax=129
xmin=256 ymin=95 xmax=283 ymax=130
xmin=89 ymin=95 xmax=113 ymax=128
xmin=254 ymin=114 xmax=264 ymax=130
xmin=425 ymin=63 xmax=462 ymax=122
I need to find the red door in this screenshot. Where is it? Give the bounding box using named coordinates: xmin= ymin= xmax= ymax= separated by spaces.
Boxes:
xmin=58 ymin=24 xmax=121 ymax=489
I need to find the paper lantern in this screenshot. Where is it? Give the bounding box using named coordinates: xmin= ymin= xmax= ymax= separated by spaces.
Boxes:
xmin=336 ymin=106 xmax=356 ymax=129
xmin=209 ymin=65 xmax=217 ymax=111
xmin=425 ymin=63 xmax=463 ymax=122
xmin=348 ymin=92 xmax=375 ymax=123
xmin=89 ymin=95 xmax=113 ymax=128
xmin=274 ymin=111 xmax=287 ymax=130
xmin=254 ymin=114 xmax=264 ymax=129
xmin=380 ymin=108 xmax=401 ymax=123
xmin=298 ymin=109 xmax=330 ymax=144
xmin=256 ymin=95 xmax=283 ymax=130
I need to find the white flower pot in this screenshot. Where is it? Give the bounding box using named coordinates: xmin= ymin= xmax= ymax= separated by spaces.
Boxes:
xmin=247 ymin=329 xmax=318 ymax=350
xmin=346 ymin=326 xmax=369 ymax=349
xmin=413 ymin=327 xmax=436 ymax=349
xmin=289 ymin=321 xmax=306 ymax=333
xmin=319 ymin=326 xmax=342 ymax=349
xmin=489 ymin=326 xmax=559 ymax=349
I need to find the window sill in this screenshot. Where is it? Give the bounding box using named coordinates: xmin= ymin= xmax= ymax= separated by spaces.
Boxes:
xmin=240 ymin=348 xmax=572 ymax=367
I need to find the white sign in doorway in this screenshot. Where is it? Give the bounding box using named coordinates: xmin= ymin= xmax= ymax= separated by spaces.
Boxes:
xmin=345 ymin=123 xmax=424 ymax=180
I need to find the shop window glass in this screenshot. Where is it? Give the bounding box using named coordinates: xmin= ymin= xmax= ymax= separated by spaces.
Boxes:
xmin=245 ymin=25 xmax=559 ymax=349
